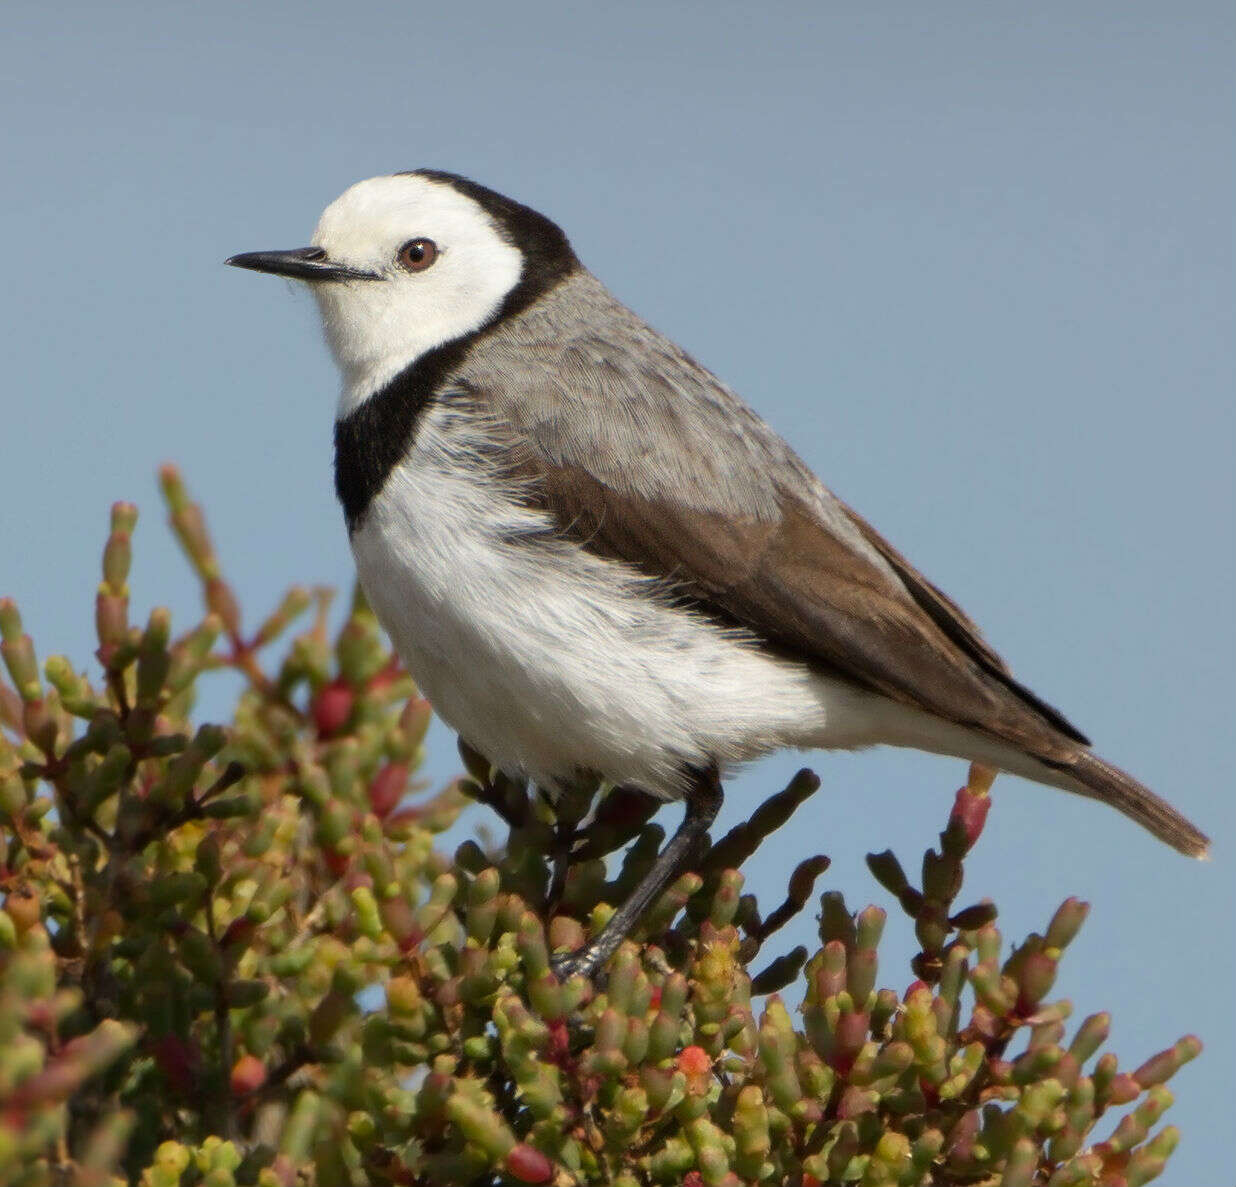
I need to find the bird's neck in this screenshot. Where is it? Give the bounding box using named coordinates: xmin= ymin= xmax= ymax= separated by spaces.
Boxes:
xmin=335 ymin=353 xmax=424 ymax=420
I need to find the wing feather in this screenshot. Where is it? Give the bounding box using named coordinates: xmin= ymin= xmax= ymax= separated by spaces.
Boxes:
xmin=456 ymin=277 xmax=1087 ymax=760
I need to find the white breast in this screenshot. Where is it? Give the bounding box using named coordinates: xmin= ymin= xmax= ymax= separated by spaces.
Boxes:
xmin=348 ymin=401 xmax=900 ymax=798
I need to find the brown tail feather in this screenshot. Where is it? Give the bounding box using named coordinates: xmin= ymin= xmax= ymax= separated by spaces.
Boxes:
xmin=1066 ymin=751 xmax=1209 ymax=858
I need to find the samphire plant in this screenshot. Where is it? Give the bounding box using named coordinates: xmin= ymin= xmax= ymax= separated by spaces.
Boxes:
xmin=0 ymin=469 xmax=1201 ymax=1187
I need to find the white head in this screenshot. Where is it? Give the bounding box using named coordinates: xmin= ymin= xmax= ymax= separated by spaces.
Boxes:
xmin=227 ymin=171 xmax=577 ymax=416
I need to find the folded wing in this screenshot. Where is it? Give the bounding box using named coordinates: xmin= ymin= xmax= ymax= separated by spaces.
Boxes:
xmin=466 ymin=318 xmax=1087 ymax=768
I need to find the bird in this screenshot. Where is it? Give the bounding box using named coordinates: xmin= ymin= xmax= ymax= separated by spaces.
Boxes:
xmin=227 ymin=169 xmax=1208 ymax=977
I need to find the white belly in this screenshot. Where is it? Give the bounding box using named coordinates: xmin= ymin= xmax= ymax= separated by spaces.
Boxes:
xmin=347 ymin=404 xmax=896 ymax=798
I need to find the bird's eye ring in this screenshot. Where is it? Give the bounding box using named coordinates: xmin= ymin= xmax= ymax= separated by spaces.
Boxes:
xmin=397 ymin=238 xmax=438 ymax=272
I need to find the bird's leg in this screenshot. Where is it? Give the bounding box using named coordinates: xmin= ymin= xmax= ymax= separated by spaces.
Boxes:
xmin=549 ymin=766 xmax=723 ymax=981
xmin=545 ymin=816 xmax=573 ymax=914
xmin=543 ymin=779 xmax=595 ymax=913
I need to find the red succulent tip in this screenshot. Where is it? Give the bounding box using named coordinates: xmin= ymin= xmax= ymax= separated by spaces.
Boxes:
xmin=677 ymin=1044 xmax=713 ymax=1095
xmin=312 ymin=679 xmax=354 ymax=738
xmin=948 ymin=784 xmax=991 ymax=849
xmin=322 ymin=848 xmax=351 ymax=877
xmin=368 ymin=762 xmax=409 ymax=818
xmin=504 ymin=1144 xmax=553 ymax=1183
xmin=677 ymin=1045 xmax=711 ymax=1076
xmin=220 ymin=917 xmax=257 ymax=950
xmin=230 ymin=1053 xmax=266 ymax=1096
xmin=150 ymin=1034 xmax=200 ymax=1095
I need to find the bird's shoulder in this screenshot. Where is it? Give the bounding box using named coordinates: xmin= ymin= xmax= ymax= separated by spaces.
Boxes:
xmin=456 ymin=270 xmax=844 ymax=525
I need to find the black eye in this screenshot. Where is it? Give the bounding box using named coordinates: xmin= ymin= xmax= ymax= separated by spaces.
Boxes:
xmin=397 ymin=238 xmax=438 ymax=272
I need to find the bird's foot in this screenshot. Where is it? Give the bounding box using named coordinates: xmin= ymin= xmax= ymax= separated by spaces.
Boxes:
xmin=548 ymin=946 xmax=605 ymax=985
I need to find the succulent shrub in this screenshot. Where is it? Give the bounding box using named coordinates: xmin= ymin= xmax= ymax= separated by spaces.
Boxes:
xmin=0 ymin=470 xmax=1200 ymax=1187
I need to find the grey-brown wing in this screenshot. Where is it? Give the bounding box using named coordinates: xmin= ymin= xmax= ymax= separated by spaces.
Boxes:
xmin=464 ymin=289 xmax=1086 ymax=759
xmin=528 ymin=458 xmax=1086 ymax=756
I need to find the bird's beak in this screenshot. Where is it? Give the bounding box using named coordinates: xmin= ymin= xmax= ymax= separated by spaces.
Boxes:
xmin=225 ymin=247 xmax=382 ymax=283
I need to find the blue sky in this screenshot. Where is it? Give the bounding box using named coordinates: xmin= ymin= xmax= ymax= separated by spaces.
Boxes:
xmin=3 ymin=2 xmax=1232 ymax=1181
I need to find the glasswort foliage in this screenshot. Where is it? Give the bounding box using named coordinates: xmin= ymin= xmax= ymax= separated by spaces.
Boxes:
xmin=0 ymin=471 xmax=1200 ymax=1186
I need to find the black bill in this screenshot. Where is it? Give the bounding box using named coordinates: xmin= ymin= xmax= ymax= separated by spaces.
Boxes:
xmin=225 ymin=247 xmax=381 ymax=282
